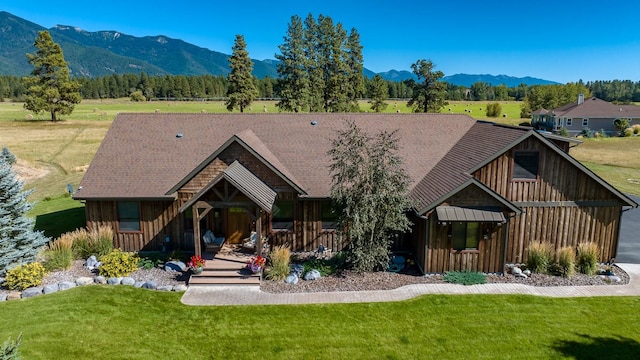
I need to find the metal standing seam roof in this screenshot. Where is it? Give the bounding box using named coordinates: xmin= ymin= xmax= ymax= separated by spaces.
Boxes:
xmin=436 ymin=206 xmax=506 ymax=223
xmin=179 ymin=161 xmax=276 ymax=212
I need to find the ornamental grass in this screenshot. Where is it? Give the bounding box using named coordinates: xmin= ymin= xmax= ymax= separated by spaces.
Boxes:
xmin=526 ymin=241 xmax=554 ymax=274
xmin=577 ymin=242 xmax=599 ymax=275
xmin=266 ymin=245 xmax=290 ymax=281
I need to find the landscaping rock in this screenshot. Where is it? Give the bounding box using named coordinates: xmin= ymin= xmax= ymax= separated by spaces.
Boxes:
xmin=94 ymin=276 xmax=107 ymax=284
xmin=290 ymin=264 xmax=304 ymax=277
xmin=85 ymin=255 xmax=99 ymax=270
xmin=156 ymin=285 xmax=173 ymax=291
xmin=609 ymin=275 xmax=621 ymax=283
xmin=59 ymin=281 xmax=76 ymax=290
xmin=0 ymin=293 xmax=6 ymax=302
xmin=164 ymin=261 xmax=186 ymax=272
xmin=76 ymin=277 xmax=94 ymax=286
xmin=21 ymin=287 xmax=42 ymax=298
xmin=121 ymin=277 xmax=135 ymax=286
xmin=43 ymin=284 xmax=59 ymax=294
xmin=107 ymin=277 xmax=123 ymax=285
xmin=511 ymin=267 xmax=523 ymax=275
xmin=7 ymin=291 xmax=21 ymax=300
xmin=173 ymin=284 xmax=188 ymax=292
xmin=134 ymin=281 xmax=145 ymax=288
xmin=304 ymin=269 xmax=321 ymax=281
xmin=515 ymin=273 xmax=528 ymax=279
xmin=141 ymin=281 xmax=157 ymax=290
xmin=285 ymin=273 xmax=299 ymax=284
xmin=523 ymin=269 xmax=532 ymax=276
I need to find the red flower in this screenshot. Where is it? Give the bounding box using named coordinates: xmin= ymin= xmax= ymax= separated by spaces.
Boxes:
xmin=187 ymin=255 xmax=206 ymax=270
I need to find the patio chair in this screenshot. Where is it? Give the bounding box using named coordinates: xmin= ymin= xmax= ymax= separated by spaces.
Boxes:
xmin=203 ymin=230 xmax=226 ymax=253
xmin=242 ymin=231 xmax=258 ymax=250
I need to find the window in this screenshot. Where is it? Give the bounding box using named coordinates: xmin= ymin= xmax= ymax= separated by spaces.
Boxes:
xmin=272 ymin=200 xmax=294 ymax=231
xmin=566 ymin=118 xmax=572 ymax=126
xmin=451 ymin=222 xmax=479 ymax=251
xmin=321 ymin=199 xmax=337 ymax=230
xmin=582 ymin=118 xmax=589 ymax=127
xmin=513 ymin=151 xmax=539 ymax=181
xmin=117 ymin=201 xmax=140 ymax=232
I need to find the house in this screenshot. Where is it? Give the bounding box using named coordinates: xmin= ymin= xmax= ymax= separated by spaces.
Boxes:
xmin=74 ymin=113 xmax=637 ymax=274
xmin=532 ymin=94 xmax=640 ymax=135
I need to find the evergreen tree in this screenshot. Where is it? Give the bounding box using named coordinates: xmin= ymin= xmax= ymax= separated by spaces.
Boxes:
xmin=23 ymin=31 xmax=81 ymax=121
xmin=304 ymin=14 xmax=325 ymax=112
xmin=406 ymin=59 xmax=448 ymax=113
xmin=0 ymin=148 xmax=48 ymax=275
xmin=368 ymin=74 xmax=389 ymax=112
xmin=328 ymin=121 xmax=412 ymax=272
xmin=225 ymin=35 xmax=258 ymax=112
xmin=344 ymin=28 xmax=365 ymax=111
xmin=276 ymin=15 xmax=310 ymax=112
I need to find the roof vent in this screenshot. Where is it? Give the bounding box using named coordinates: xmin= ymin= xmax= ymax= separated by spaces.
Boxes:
xmin=176 ymin=133 xmax=183 ymax=138
xmin=310 ymin=120 xmax=318 ymax=126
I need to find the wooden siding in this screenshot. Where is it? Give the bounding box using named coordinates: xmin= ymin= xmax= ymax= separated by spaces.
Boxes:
xmin=473 ymin=136 xmax=624 ymax=265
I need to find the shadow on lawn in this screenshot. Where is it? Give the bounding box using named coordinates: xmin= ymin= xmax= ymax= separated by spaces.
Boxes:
xmin=34 ymin=207 xmax=86 ymax=239
xmin=553 ymin=334 xmax=640 ymax=359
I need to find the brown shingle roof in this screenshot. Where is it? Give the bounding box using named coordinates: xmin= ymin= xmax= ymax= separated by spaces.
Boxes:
xmin=75 ymin=113 xmax=477 ymax=200
xmin=553 ymin=97 xmax=640 ymax=118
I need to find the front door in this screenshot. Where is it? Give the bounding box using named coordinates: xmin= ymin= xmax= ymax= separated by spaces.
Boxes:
xmin=226 ymin=208 xmax=252 ymax=244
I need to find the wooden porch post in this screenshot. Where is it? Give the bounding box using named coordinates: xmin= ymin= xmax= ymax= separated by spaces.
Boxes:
xmin=255 ymin=208 xmax=263 ymax=256
xmin=192 ymin=205 xmax=201 ymax=256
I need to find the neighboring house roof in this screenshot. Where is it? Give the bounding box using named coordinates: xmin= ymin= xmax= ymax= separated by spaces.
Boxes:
xmin=532 ymin=108 xmax=550 ymax=115
xmin=552 ymin=97 xmax=640 ymax=118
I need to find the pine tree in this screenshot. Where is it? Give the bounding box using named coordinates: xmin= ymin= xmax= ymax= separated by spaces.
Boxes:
xmin=0 ymin=149 xmax=48 ymax=275
xmin=368 ymin=74 xmax=389 ymax=112
xmin=225 ymin=35 xmax=258 ymax=113
xmin=345 ymin=28 xmax=365 ymax=111
xmin=276 ymin=15 xmax=310 ymax=112
xmin=23 ymin=30 xmax=81 ymax=122
xmin=406 ymin=59 xmax=448 ymax=113
xmin=303 ymin=14 xmax=325 ymax=112
xmin=328 ymin=121 xmax=412 ymax=272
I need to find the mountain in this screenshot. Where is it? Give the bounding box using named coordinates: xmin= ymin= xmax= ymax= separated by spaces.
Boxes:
xmin=443 ymin=73 xmax=559 ymax=87
xmin=376 ymin=69 xmax=416 ymax=82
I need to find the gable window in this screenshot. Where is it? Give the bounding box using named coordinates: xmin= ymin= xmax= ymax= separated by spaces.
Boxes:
xmin=272 ymin=200 xmax=294 ymax=231
xmin=513 ymin=151 xmax=539 ymax=181
xmin=566 ymin=118 xmax=572 ymax=126
xmin=321 ymin=199 xmax=338 ymax=230
xmin=117 ymin=201 xmax=140 ymax=232
xmin=582 ymin=118 xmax=589 ymax=127
xmin=451 ymin=222 xmax=479 ymax=251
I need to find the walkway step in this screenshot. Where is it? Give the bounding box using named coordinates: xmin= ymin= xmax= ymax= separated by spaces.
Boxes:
xmin=189 ymin=276 xmax=260 ymax=286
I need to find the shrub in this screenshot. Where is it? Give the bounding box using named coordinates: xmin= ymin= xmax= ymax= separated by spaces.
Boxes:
xmin=623 ymin=128 xmax=634 ymax=137
xmin=580 ymin=127 xmax=595 ymax=138
xmin=577 ymin=242 xmax=599 ymax=275
xmin=597 ymin=129 xmax=609 ymax=138
xmin=4 ymin=263 xmax=47 ymax=290
xmin=485 ymin=103 xmax=502 ymax=117
xmin=1 ymin=333 xmax=22 ymax=359
xmin=443 ymin=270 xmax=486 ymax=285
xmin=303 ymin=257 xmax=337 ymax=277
xmin=632 ymin=124 xmax=640 ymax=134
xmin=558 ymin=127 xmax=569 ymax=137
xmin=526 ymin=241 xmax=553 ymax=274
xmin=266 ymin=245 xmax=290 ymax=281
xmin=130 ymin=90 xmax=146 ymax=102
xmin=99 ymin=249 xmax=139 ymax=278
xmin=72 ymin=226 xmax=113 ymax=259
xmin=43 ymin=236 xmax=74 ymax=271
xmin=138 ymin=255 xmax=164 ymax=270
xmin=556 ymin=246 xmax=576 ymax=278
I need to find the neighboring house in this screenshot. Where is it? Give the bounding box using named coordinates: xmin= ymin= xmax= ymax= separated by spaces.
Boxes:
xmin=532 ymin=94 xmax=640 ymax=135
xmin=75 ymin=113 xmax=637 ymax=274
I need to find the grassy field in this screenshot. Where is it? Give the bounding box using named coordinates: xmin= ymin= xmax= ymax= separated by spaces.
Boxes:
xmin=0 ymin=287 xmax=639 ymax=359
xmin=0 ymin=98 xmax=638 ymax=238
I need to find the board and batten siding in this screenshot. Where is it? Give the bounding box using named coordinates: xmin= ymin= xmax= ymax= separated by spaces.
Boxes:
xmin=473 ymin=136 xmax=624 ymax=265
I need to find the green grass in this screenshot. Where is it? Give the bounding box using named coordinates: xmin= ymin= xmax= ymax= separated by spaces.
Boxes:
xmin=28 ymin=195 xmax=85 ymax=239
xmin=0 ymin=287 xmax=639 ymax=359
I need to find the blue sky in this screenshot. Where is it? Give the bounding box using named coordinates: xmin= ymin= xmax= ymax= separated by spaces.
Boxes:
xmin=4 ymin=0 xmax=640 ymax=83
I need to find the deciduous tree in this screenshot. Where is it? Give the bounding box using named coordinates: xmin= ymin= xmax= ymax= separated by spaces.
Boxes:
xmin=406 ymin=59 xmax=448 ymax=113
xmin=225 ymin=35 xmax=258 ymax=112
xmin=328 ymin=121 xmax=412 ymax=272
xmin=23 ymin=30 xmax=81 ymax=121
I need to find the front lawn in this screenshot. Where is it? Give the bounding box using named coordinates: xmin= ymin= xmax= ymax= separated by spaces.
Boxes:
xmin=1 ymin=287 xmax=639 ymax=359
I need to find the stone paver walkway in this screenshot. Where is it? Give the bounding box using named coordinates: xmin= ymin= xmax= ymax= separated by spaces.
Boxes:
xmin=180 ymin=263 xmax=640 ymax=306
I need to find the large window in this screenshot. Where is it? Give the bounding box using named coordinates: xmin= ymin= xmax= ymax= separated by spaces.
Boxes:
xmin=513 ymin=151 xmax=539 ymax=181
xmin=321 ymin=199 xmax=337 ymax=230
xmin=582 ymin=118 xmax=589 ymax=127
xmin=272 ymin=200 xmax=294 ymax=231
xmin=451 ymin=222 xmax=479 ymax=251
xmin=117 ymin=201 xmax=140 ymax=232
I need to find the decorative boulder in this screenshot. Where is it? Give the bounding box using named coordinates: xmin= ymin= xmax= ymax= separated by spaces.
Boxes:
xmin=173 ymin=284 xmax=188 ymax=292
xmin=285 ymin=273 xmax=299 ymax=284
xmin=85 ymin=256 xmax=100 ymax=270
xmin=290 ymin=264 xmax=304 ymax=277
xmin=157 ymin=285 xmax=173 ymax=291
xmin=0 ymin=293 xmax=7 ymax=302
xmin=59 ymin=281 xmax=77 ymax=290
xmin=608 ymin=275 xmax=621 ymax=283
xmin=511 ymin=267 xmax=523 ymax=275
xmin=164 ymin=261 xmax=186 ymax=272
xmin=121 ymin=277 xmax=136 ymax=286
xmin=76 ymin=277 xmax=94 ymax=286
xmin=43 ymin=284 xmax=59 ymax=294
xmin=515 ymin=273 xmax=528 ymax=279
xmin=304 ymin=269 xmax=321 ymax=281
xmin=7 ymin=292 xmax=21 ymax=301
xmin=141 ymin=281 xmax=157 ymax=290
xmin=21 ymin=287 xmax=42 ymax=298
xmin=107 ymin=277 xmax=123 ymax=285
xmin=94 ymin=276 xmax=107 ymax=284
xmin=522 ymin=269 xmax=532 ymax=276
xmin=134 ymin=281 xmax=145 ymax=288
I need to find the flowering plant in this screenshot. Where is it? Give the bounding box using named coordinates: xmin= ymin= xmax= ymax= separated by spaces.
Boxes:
xmin=247 ymin=255 xmax=266 ymax=273
xmin=187 ymin=255 xmax=206 ymax=270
